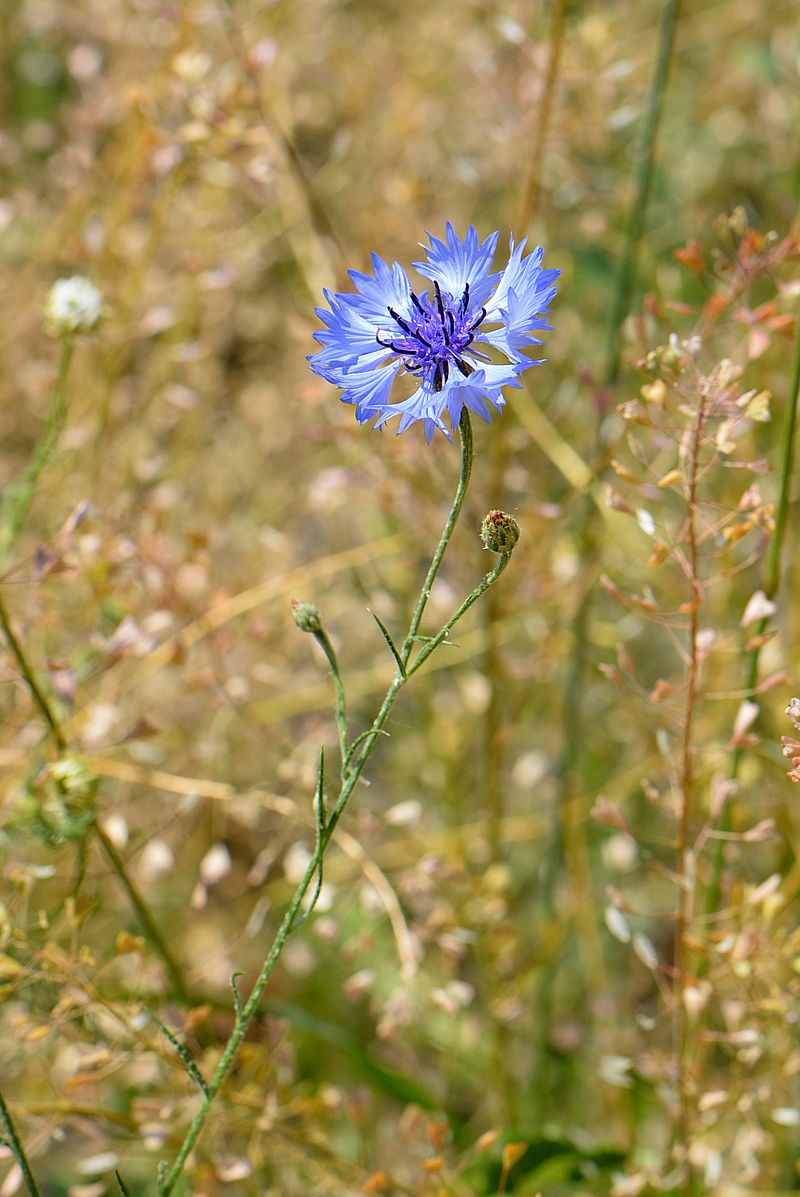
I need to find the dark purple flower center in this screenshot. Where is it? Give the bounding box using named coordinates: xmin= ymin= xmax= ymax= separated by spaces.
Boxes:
xmin=376 ymin=281 xmax=487 ymax=392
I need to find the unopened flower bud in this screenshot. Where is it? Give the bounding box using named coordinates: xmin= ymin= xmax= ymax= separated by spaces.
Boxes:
xmin=291 ymin=599 xmax=322 ymax=633
xmin=480 ymin=510 xmax=520 ymax=555
xmin=44 ymin=276 xmax=104 ymax=337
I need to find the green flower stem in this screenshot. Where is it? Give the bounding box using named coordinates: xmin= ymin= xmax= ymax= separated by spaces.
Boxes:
xmin=706 ymin=318 xmax=800 ymax=916
xmin=158 ymin=419 xmax=515 ymax=1197
xmin=405 ymin=554 xmax=511 ymax=679
xmin=401 ymin=408 xmax=473 ymax=666
xmin=0 ymin=337 xmax=193 ymax=1005
xmin=312 ymin=627 xmax=348 ymax=778
xmin=0 ymin=594 xmax=192 ymax=1003
xmin=0 ymin=1085 xmax=42 ymax=1197
xmin=0 ymin=337 xmax=74 ymax=561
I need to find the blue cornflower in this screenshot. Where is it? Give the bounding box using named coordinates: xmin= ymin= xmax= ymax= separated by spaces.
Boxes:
xmin=308 ymin=224 xmax=559 ymax=442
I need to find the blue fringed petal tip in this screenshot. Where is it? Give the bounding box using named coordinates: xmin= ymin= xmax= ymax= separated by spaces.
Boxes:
xmin=308 ymin=224 xmax=560 ymax=442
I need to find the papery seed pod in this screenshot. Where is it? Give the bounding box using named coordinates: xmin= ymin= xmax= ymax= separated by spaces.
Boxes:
xmin=480 ymin=510 xmax=520 ymax=555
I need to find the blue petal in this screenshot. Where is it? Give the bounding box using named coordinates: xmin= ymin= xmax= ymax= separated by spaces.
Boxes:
xmin=483 ymin=239 xmax=560 ymax=346
xmin=413 ymin=223 xmax=500 ymax=306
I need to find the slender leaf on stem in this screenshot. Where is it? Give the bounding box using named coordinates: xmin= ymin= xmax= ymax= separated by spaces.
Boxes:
xmin=153 ymin=1016 xmax=210 ymax=1097
xmin=344 ymin=726 xmax=389 ymax=771
xmin=0 ymin=1086 xmax=42 ymax=1197
xmin=230 ymin=971 xmax=244 ymax=1020
xmin=369 ymin=609 xmax=406 ymax=677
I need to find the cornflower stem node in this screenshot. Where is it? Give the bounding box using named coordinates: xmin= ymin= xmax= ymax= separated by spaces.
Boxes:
xmin=0 ymin=1085 xmax=42 ymax=1197
xmin=157 ymin=409 xmax=515 ymax=1197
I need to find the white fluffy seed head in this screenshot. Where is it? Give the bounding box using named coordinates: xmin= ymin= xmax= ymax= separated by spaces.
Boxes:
xmin=44 ymin=276 xmax=104 ymax=337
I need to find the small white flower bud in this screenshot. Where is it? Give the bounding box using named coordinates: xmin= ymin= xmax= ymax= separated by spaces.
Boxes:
xmin=44 ymin=276 xmax=104 ymax=337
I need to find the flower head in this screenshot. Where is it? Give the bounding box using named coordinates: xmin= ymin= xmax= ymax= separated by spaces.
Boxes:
xmin=44 ymin=276 xmax=104 ymax=338
xmin=309 ymin=225 xmax=559 ymax=442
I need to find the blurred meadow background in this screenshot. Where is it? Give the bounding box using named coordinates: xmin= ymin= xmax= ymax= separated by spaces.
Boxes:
xmin=1 ymin=0 xmax=799 ymax=1194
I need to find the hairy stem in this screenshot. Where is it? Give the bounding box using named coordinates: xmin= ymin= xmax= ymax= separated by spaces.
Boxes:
xmin=158 ymin=414 xmax=516 ymax=1196
xmin=706 ymin=322 xmax=800 ymax=914
xmin=401 ymin=408 xmax=473 ymax=664
xmin=0 ymin=1086 xmax=42 ymax=1197
xmin=313 ymin=627 xmax=348 ymax=778
xmin=674 ymin=387 xmax=707 ymax=1191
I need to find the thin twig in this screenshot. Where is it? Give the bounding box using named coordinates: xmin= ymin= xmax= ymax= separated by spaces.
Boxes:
xmin=674 ymin=386 xmax=707 ymax=1193
xmin=0 ymin=1087 xmax=42 ymax=1197
xmin=706 ymin=322 xmax=800 ymax=913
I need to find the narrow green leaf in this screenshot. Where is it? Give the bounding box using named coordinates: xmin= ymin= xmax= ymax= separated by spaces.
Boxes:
xmin=369 ymin=609 xmax=406 ymax=677
xmin=153 ymin=1016 xmax=210 ymax=1097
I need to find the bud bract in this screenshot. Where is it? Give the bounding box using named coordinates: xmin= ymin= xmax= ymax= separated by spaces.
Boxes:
xmin=480 ymin=510 xmax=520 ymax=555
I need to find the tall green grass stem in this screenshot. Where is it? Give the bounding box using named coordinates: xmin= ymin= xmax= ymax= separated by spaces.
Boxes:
xmin=605 ymin=0 xmax=682 ymax=384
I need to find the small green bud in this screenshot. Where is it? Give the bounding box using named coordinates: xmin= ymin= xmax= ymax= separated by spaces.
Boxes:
xmin=291 ymin=600 xmax=322 ymax=634
xmin=480 ymin=510 xmax=520 ymax=554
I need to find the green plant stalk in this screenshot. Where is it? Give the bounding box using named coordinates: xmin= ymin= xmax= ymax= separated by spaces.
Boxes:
xmin=605 ymin=0 xmax=681 ymax=384
xmin=0 ymin=592 xmax=193 ymax=1004
xmin=706 ymin=318 xmax=800 ymax=915
xmin=159 ymin=415 xmax=514 ymax=1195
xmin=0 ymin=337 xmax=74 ymax=560
xmin=0 ymin=340 xmax=193 ymax=1005
xmin=516 ymin=0 xmax=567 ymax=232
xmin=313 ymin=627 xmax=348 ymax=777
xmin=0 ymin=1086 xmax=42 ymax=1197
xmin=401 ymin=409 xmax=473 ymax=664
